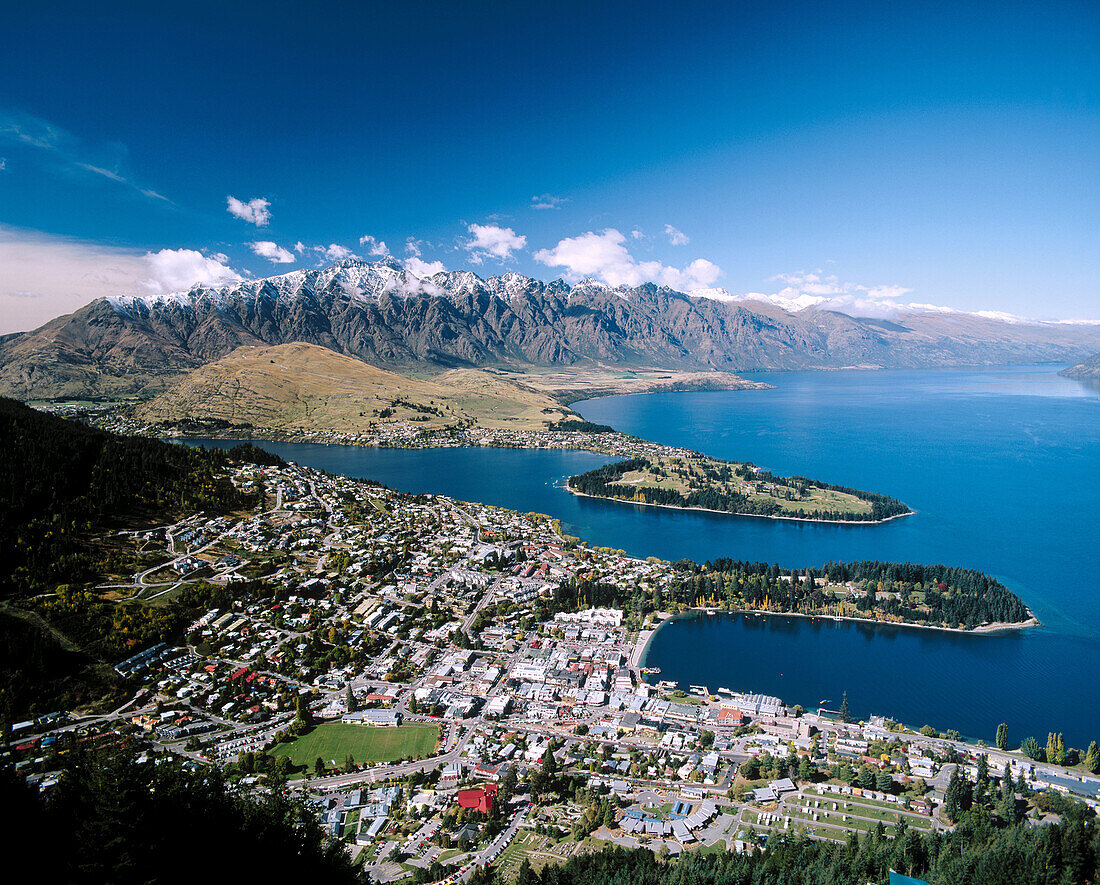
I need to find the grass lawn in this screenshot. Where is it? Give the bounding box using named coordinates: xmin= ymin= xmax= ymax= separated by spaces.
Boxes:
xmin=788 ymin=798 xmax=932 ymax=835
xmin=610 ymin=455 xmax=874 ymax=518
xmin=273 ymin=721 xmax=438 ymax=767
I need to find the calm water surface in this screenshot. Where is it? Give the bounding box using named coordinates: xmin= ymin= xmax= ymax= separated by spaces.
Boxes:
xmin=192 ymin=365 xmax=1100 ymax=746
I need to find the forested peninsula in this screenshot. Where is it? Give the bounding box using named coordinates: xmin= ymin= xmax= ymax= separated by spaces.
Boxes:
xmin=549 ymin=559 xmax=1034 ymax=631
xmin=568 ymin=455 xmax=912 ymax=523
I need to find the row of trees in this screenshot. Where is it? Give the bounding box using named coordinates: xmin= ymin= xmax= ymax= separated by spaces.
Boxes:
xmin=494 ymin=818 xmax=1098 ymax=885
xmin=1012 ymin=729 xmax=1100 ymax=771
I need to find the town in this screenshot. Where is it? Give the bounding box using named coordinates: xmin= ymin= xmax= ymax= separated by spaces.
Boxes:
xmin=9 ymin=457 xmax=1099 ymax=883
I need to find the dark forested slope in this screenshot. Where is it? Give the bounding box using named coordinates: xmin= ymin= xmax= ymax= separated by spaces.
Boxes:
xmin=512 ymin=826 xmax=1097 ymax=885
xmin=1 ymin=748 xmax=361 ymax=885
xmin=0 ymin=397 xmax=279 ymax=598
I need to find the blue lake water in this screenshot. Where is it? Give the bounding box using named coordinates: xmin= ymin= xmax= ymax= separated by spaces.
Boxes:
xmin=189 ymin=365 xmax=1100 ymax=748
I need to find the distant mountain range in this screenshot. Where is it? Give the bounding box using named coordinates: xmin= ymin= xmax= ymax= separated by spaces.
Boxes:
xmin=3 ymin=258 xmax=1100 ymax=400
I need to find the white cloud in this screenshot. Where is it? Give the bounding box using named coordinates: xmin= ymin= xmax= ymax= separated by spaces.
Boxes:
xmin=78 ymin=162 xmax=125 ymax=183
xmin=664 ymin=224 xmax=689 ymax=246
xmin=405 ymin=256 xmax=445 ymax=278
xmin=692 ymin=269 xmax=928 ymax=318
xmin=764 ymin=270 xmax=915 ymax=316
xmin=250 ymin=241 xmax=296 ymax=263
xmin=140 ymin=248 xmax=243 ymax=294
xmin=0 ymin=225 xmax=244 ymax=333
xmin=630 ymin=228 xmax=644 ymax=240
xmin=694 ymin=269 xmax=1100 ymax=323
xmin=0 ymin=111 xmax=169 ymax=202
xmin=530 ymin=193 xmax=569 ymax=210
xmin=464 ymin=223 xmax=526 ymax=264
xmin=0 ymin=114 xmax=60 ymax=150
xmin=672 ymin=259 xmax=723 ymax=289
xmin=291 ymin=242 xmax=365 ymax=264
xmin=533 ymin=228 xmax=722 ymax=290
xmin=226 ymin=196 xmax=272 ymax=226
xmin=358 ymin=234 xmax=390 ymax=257
xmin=405 ymin=237 xmax=423 ymax=257
xmin=316 ymin=243 xmax=356 ymax=262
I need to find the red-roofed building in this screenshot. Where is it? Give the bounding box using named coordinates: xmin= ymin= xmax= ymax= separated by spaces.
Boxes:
xmin=456 ymin=784 xmax=497 ymax=814
xmin=717 ymin=708 xmax=745 ymax=727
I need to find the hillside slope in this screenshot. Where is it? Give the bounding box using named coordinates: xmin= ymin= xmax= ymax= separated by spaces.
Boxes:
xmin=133 ymin=342 xmax=577 ymax=431
xmin=1060 ymin=352 xmax=1100 ymax=381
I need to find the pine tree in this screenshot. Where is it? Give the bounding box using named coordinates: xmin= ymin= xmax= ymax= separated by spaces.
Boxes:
xmin=944 ymin=768 xmax=962 ymax=822
xmin=516 ymin=858 xmax=538 ymax=885
xmin=973 ymin=755 xmax=989 ymax=806
xmin=838 ymin=692 xmax=852 ymax=724
xmin=998 ymin=775 xmax=1017 ymax=823
xmin=976 ymin=754 xmax=989 ymax=786
xmin=1015 ymin=770 xmax=1028 ymax=794
xmin=1085 ymin=741 xmax=1100 ymax=774
xmin=996 ymin=722 xmax=1009 ymax=750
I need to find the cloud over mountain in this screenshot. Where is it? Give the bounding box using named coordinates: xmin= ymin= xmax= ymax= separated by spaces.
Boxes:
xmin=358 ymin=235 xmax=390 ymax=257
xmin=250 ymin=241 xmax=295 ymax=263
xmin=0 ymin=226 xmax=243 ymax=332
xmin=464 ymin=223 xmax=526 ymax=264
xmin=141 ymin=249 xmax=241 ymax=294
xmin=534 ymin=228 xmax=721 ymax=290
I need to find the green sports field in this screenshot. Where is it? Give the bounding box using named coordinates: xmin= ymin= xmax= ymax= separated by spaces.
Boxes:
xmin=273 ymin=722 xmax=439 ymax=767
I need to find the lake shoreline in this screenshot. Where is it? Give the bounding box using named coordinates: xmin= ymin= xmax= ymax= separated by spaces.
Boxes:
xmin=165 ymin=425 xmax=914 ymax=524
xmin=566 ymin=486 xmax=915 ymax=526
xmin=638 ymin=606 xmax=1040 ymax=662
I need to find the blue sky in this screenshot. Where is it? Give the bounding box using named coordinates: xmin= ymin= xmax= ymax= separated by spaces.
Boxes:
xmin=1 ymin=0 xmax=1098 ymax=331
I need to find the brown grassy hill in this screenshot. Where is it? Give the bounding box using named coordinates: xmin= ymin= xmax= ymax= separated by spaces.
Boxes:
xmin=134 ymin=343 xmax=575 ymax=432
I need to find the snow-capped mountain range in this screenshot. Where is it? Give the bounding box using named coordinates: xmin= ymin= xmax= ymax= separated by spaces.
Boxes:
xmin=3 ymin=259 xmax=1100 ymax=400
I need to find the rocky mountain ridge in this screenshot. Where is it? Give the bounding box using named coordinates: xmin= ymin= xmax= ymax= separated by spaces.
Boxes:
xmin=3 ymin=259 xmax=1100 ymax=400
